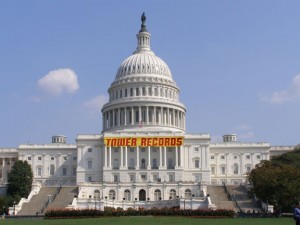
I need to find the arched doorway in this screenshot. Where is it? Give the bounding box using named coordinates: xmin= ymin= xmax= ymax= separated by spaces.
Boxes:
xmin=139 ymin=189 xmax=146 ymax=201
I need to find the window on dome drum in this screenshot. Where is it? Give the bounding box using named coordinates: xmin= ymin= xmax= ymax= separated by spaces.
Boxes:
xmin=154 ymin=88 xmax=158 ymax=96
xmin=125 ymin=89 xmax=127 ymax=97
xmin=109 ymin=190 xmax=115 ymax=200
xmin=154 ymin=189 xmax=161 ymax=201
xmin=136 ymin=87 xmax=140 ymax=96
xmin=148 ymin=87 xmax=152 ymax=96
xmin=130 ymin=88 xmax=133 ymax=96
xmin=135 ymin=110 xmax=139 ymax=123
xmin=142 ymin=110 xmax=146 ymax=122
xmin=120 ymin=90 xmax=122 ymax=98
xmin=185 ymin=189 xmax=192 ymax=198
xmin=116 ymin=91 xmax=118 ymax=99
xmin=124 ymin=190 xmax=131 ymax=201
xmin=169 ymin=189 xmax=176 ymax=199
xmin=142 ymin=87 xmax=146 ymax=96
xmin=149 ymin=110 xmax=153 ymax=123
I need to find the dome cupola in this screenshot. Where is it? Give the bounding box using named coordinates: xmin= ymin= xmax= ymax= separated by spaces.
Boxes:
xmin=101 ymin=13 xmax=186 ymax=133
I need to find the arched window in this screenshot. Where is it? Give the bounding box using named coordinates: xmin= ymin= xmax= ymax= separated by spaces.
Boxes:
xmin=50 ymin=164 xmax=55 ymax=176
xmin=185 ymin=189 xmax=191 ymax=198
xmin=154 ymin=189 xmax=161 ymax=201
xmin=94 ymin=190 xmax=100 ymax=199
xmin=139 ymin=189 xmax=146 ymax=201
xmin=169 ymin=189 xmax=176 ymax=199
xmin=109 ymin=190 xmax=115 ymax=200
xmin=124 ymin=189 xmax=131 ymax=201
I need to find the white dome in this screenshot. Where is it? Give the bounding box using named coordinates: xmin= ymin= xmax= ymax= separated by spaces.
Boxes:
xmin=115 ymin=51 xmax=172 ymax=80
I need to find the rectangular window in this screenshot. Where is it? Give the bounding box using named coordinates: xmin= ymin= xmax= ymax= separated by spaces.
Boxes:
xmin=221 ymin=155 xmax=225 ymax=160
xmin=221 ymin=166 xmax=226 ymax=175
xmin=73 ymin=156 xmax=77 ymax=160
xmin=169 ymin=174 xmax=174 ymax=182
xmin=125 ymin=89 xmax=128 ymax=97
xmin=114 ymin=175 xmax=119 ymax=182
xmin=37 ymin=167 xmax=42 ymax=176
xmin=246 ymin=166 xmax=251 ymax=173
xmin=194 ymin=147 xmax=199 ymax=152
xmin=211 ymin=167 xmax=215 ymax=175
xmin=141 ymin=174 xmax=147 ymax=182
xmin=62 ymin=168 xmax=67 ymax=176
xmin=50 ymin=156 xmax=55 ymax=161
xmin=130 ymin=174 xmax=135 ymax=182
xmin=63 ymin=156 xmax=67 ymax=161
xmin=210 ymin=155 xmax=214 ymax=160
xmin=194 ymin=175 xmax=201 ymax=182
xmin=72 ymin=167 xmax=76 ymax=176
xmin=246 ymin=155 xmax=251 ymax=159
xmin=27 ymin=156 xmax=31 ymax=161
xmin=38 ymin=156 xmax=42 ymax=161
xmin=88 ymin=160 xmax=93 ymax=169
xmin=88 ymin=148 xmax=92 ymax=152
xmin=256 ymin=155 xmax=261 ymax=159
xmin=195 ymin=159 xmax=199 ymax=168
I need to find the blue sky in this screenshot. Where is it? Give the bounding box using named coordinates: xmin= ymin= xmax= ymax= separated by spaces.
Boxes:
xmin=1 ymin=0 xmax=300 ymax=147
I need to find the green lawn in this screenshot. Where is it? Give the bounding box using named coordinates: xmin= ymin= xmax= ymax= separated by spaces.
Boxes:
xmin=0 ymin=217 xmax=294 ymax=225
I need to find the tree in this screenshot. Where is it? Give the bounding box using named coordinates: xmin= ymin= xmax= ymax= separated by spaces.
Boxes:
xmin=248 ymin=156 xmax=300 ymax=212
xmin=7 ymin=160 xmax=33 ymax=201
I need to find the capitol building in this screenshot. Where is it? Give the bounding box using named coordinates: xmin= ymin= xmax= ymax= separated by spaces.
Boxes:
xmin=1 ymin=14 xmax=294 ymax=213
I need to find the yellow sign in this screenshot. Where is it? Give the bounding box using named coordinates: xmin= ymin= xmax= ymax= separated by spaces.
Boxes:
xmin=104 ymin=137 xmax=184 ymax=147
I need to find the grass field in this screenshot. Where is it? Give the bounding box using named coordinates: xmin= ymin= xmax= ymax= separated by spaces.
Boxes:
xmin=0 ymin=217 xmax=294 ymax=225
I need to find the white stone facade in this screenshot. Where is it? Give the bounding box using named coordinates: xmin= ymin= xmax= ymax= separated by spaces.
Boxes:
xmin=0 ymin=15 xmax=295 ymax=210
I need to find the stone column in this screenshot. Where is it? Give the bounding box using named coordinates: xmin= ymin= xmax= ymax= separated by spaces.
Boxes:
xmin=131 ymin=107 xmax=134 ymax=125
xmin=124 ymin=107 xmax=127 ymax=125
xmin=146 ymin=106 xmax=149 ymax=124
xmin=136 ymin=146 xmax=140 ymax=169
xmin=147 ymin=146 xmax=151 ymax=169
xmin=164 ymin=147 xmax=167 ymax=168
xmin=109 ymin=146 xmax=112 ymax=167
xmin=120 ymin=146 xmax=124 ymax=168
xmin=125 ymin=146 xmax=128 ymax=167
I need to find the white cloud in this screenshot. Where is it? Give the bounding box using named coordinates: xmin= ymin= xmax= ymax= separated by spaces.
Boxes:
xmin=38 ymin=68 xmax=79 ymax=96
xmin=83 ymin=95 xmax=108 ymax=114
xmin=261 ymin=74 xmax=300 ymax=104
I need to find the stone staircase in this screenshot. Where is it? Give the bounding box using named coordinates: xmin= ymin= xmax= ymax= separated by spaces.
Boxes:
xmin=46 ymin=187 xmax=78 ymax=211
xmin=18 ymin=187 xmax=57 ymax=215
xmin=226 ymin=185 xmax=262 ymax=213
xmin=207 ymin=185 xmax=236 ymax=211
